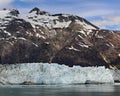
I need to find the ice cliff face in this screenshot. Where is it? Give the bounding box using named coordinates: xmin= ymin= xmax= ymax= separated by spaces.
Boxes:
xmin=0 ymin=63 xmax=114 ymax=85
xmin=0 ymin=8 xmax=120 ymax=68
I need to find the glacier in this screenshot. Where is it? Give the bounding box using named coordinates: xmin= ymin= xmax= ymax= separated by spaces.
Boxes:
xmin=0 ymin=63 xmax=114 ymax=85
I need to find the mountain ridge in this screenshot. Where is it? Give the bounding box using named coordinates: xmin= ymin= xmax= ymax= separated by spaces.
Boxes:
xmin=0 ymin=7 xmax=120 ymax=68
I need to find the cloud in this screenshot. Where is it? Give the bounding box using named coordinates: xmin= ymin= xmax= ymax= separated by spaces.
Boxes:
xmin=18 ymin=0 xmax=117 ymax=17
xmin=78 ymin=10 xmax=115 ymax=18
xmin=20 ymin=0 xmax=43 ymax=2
xmin=0 ymin=0 xmax=14 ymax=8
xmin=16 ymin=0 xmax=120 ymax=30
xmin=20 ymin=0 xmax=80 ymax=2
xmin=92 ymin=15 xmax=120 ymax=30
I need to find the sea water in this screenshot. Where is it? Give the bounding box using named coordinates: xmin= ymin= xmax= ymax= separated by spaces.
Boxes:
xmin=0 ymin=84 xmax=120 ymax=96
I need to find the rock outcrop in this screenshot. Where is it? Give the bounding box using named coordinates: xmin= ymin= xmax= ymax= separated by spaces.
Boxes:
xmin=0 ymin=7 xmax=120 ymax=68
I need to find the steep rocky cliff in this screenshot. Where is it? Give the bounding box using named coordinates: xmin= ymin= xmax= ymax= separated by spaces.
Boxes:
xmin=0 ymin=7 xmax=120 ymax=68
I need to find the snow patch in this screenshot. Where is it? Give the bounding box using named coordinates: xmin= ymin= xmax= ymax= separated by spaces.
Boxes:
xmin=118 ymin=54 xmax=120 ymax=57
xmin=78 ymin=35 xmax=83 ymax=38
xmin=19 ymin=13 xmax=58 ymax=29
xmin=78 ymin=30 xmax=86 ymax=36
xmin=97 ymin=35 xmax=104 ymax=38
xmin=53 ymin=21 xmax=71 ymax=28
xmin=108 ymin=42 xmax=114 ymax=47
xmin=0 ymin=10 xmax=10 ymax=18
xmin=36 ymin=33 xmax=46 ymax=39
xmin=4 ymin=30 xmax=11 ymax=36
xmin=79 ymin=44 xmax=89 ymax=48
xmin=26 ymin=31 xmax=33 ymax=36
xmin=68 ymin=46 xmax=80 ymax=51
xmin=18 ymin=37 xmax=26 ymax=40
xmin=61 ymin=14 xmax=69 ymax=17
xmin=87 ymin=29 xmax=93 ymax=35
xmin=31 ymin=42 xmax=38 ymax=47
xmin=19 ymin=13 xmax=72 ymax=29
xmin=75 ymin=20 xmax=96 ymax=29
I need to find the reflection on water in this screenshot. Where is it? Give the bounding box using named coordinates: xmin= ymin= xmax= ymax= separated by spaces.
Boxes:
xmin=0 ymin=84 xmax=120 ymax=96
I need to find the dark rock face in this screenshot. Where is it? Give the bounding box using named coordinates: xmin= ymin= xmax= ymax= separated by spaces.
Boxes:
xmin=6 ymin=19 xmax=33 ymax=32
xmin=52 ymin=47 xmax=108 ymax=67
xmin=0 ymin=8 xmax=120 ymax=68
xmin=29 ymin=7 xmax=50 ymax=15
xmin=9 ymin=9 xmax=20 ymax=16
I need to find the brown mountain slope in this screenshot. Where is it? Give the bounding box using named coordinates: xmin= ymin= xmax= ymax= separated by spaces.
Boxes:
xmin=0 ymin=8 xmax=120 ymax=68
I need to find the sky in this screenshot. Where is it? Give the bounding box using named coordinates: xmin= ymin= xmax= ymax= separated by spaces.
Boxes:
xmin=0 ymin=0 xmax=120 ymax=30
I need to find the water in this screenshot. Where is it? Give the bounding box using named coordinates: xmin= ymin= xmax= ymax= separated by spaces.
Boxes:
xmin=0 ymin=84 xmax=120 ymax=96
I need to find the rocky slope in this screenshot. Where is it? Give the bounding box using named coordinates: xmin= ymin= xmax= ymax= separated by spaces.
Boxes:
xmin=0 ymin=7 xmax=120 ymax=68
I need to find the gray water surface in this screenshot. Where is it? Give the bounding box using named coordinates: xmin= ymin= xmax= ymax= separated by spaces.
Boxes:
xmin=0 ymin=84 xmax=120 ymax=96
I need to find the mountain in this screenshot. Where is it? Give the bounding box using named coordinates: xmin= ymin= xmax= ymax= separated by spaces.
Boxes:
xmin=0 ymin=7 xmax=120 ymax=68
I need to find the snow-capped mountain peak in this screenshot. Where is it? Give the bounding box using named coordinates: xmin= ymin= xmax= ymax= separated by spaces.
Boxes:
xmin=0 ymin=8 xmax=120 ymax=69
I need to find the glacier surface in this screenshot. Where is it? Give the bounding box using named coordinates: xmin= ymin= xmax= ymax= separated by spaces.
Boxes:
xmin=0 ymin=63 xmax=114 ymax=85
